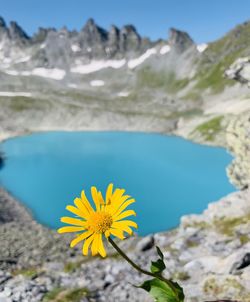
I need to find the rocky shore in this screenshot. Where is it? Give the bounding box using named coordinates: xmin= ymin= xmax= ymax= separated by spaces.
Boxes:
xmin=0 ymin=185 xmax=250 ymax=301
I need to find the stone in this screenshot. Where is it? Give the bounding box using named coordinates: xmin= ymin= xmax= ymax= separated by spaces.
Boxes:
xmin=135 ymin=235 xmax=154 ymax=252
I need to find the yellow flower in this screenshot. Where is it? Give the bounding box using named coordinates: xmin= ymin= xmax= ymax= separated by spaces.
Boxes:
xmin=58 ymin=183 xmax=138 ymax=257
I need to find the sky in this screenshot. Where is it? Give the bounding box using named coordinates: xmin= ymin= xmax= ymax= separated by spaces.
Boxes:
xmin=1 ymin=0 xmax=250 ymax=43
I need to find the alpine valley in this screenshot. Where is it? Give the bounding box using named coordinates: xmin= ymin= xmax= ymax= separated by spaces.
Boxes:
xmin=1 ymin=17 xmax=250 ymax=302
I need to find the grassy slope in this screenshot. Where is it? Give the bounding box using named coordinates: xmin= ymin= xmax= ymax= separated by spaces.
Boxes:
xmin=194 ymin=21 xmax=250 ymax=93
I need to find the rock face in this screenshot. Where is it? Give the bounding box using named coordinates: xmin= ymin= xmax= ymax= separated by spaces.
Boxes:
xmin=0 ymin=187 xmax=250 ymax=301
xmin=168 ymin=28 xmax=195 ymax=52
xmin=8 ymin=21 xmax=30 ymax=45
xmin=225 ymin=57 xmax=250 ymax=86
xmin=226 ymin=108 xmax=250 ymax=189
xmin=0 ymin=15 xmax=196 ymax=70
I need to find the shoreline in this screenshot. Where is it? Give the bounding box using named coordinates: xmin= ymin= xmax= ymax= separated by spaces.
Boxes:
xmin=1 ymin=183 xmax=250 ymax=301
xmin=1 ymin=129 xmax=250 ymax=301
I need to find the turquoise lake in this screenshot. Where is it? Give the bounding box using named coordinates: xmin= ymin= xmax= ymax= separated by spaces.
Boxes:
xmin=0 ymin=131 xmax=235 ymax=235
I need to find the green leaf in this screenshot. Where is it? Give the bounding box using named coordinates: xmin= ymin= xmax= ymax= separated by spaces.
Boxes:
xmin=156 ymin=246 xmax=164 ymax=260
xmin=150 ymin=246 xmax=166 ymax=274
xmin=138 ymin=278 xmax=185 ymax=302
xmin=151 ymin=259 xmax=166 ymax=274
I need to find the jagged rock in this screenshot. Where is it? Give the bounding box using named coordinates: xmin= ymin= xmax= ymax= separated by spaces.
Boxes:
xmin=0 ymin=17 xmax=6 ymax=28
xmin=107 ymin=25 xmax=120 ymax=57
xmin=77 ymin=18 xmax=108 ymax=58
xmin=169 ymin=27 xmax=194 ymax=52
xmin=41 ymin=28 xmax=72 ymax=68
xmin=8 ymin=21 xmax=30 ymax=45
xmin=225 ymin=57 xmax=250 ymax=85
xmin=32 ymin=27 xmax=56 ymax=44
xmin=135 ymin=235 xmax=154 ymax=251
xmin=119 ymin=25 xmax=141 ymax=53
xmin=236 ymin=253 xmax=250 ymax=270
xmin=226 ymin=113 xmax=250 ymax=189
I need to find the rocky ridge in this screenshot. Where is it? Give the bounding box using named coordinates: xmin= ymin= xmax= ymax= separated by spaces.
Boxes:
xmin=0 ymin=16 xmax=198 ymax=66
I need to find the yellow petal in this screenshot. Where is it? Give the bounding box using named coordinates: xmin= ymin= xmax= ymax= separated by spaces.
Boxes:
xmin=74 ymin=197 xmax=92 ymax=217
xmin=109 ymin=195 xmax=130 ymax=213
xmin=97 ymin=234 xmax=107 ymax=257
xmin=57 ymin=226 xmax=86 ymax=233
xmin=66 ymin=205 xmax=87 ymax=219
xmin=110 ymin=228 xmax=125 ymax=240
xmin=98 ymin=191 xmax=105 ymax=205
xmin=81 ymin=190 xmax=95 ymax=213
xmin=91 ymin=234 xmax=99 ymax=256
xmin=119 ymin=220 xmax=138 ymax=229
xmin=111 ymin=198 xmax=135 ymax=216
xmin=91 ymin=186 xmax=101 ymax=211
xmin=112 ymin=221 xmax=133 ymax=235
xmin=113 ymin=210 xmax=136 ymax=221
xmin=105 ymin=183 xmax=113 ymax=204
xmin=82 ymin=234 xmax=95 ymax=256
xmin=60 ymin=216 xmax=86 ymax=226
xmin=70 ymin=230 xmax=93 ymax=248
xmin=111 ymin=189 xmax=125 ymax=203
xmin=105 ymin=230 xmax=111 ymax=238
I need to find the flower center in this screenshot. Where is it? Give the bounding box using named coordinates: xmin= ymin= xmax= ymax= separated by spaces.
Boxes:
xmin=88 ymin=212 xmax=113 ymax=233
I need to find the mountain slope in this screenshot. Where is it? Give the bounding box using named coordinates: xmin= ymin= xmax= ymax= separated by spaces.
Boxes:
xmin=0 ymin=17 xmax=249 ymax=145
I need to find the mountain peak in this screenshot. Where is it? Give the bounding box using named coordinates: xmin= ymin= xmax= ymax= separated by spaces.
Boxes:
xmin=169 ymin=27 xmax=194 ymax=52
xmin=0 ymin=16 xmax=6 ymax=28
xmin=9 ymin=21 xmax=30 ymax=43
xmin=86 ymin=18 xmax=95 ymax=26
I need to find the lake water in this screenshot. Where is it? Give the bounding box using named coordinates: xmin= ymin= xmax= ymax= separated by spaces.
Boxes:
xmin=0 ymin=131 xmax=235 ymax=235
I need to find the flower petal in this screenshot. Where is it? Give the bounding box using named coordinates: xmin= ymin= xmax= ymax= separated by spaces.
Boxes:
xmin=97 ymin=234 xmax=107 ymax=257
xmin=60 ymin=216 xmax=86 ymax=226
xmin=110 ymin=228 xmax=125 ymax=240
xmin=105 ymin=183 xmax=113 ymax=204
xmin=91 ymin=234 xmax=99 ymax=256
xmin=74 ymin=196 xmax=93 ymax=217
xmin=98 ymin=191 xmax=105 ymax=205
xmin=57 ymin=226 xmax=86 ymax=234
xmin=70 ymin=230 xmax=93 ymax=248
xmin=111 ymin=189 xmax=125 ymax=203
xmin=82 ymin=234 xmax=95 ymax=255
xmin=119 ymin=220 xmax=138 ymax=229
xmin=111 ymin=198 xmax=135 ymax=216
xmin=113 ymin=210 xmax=136 ymax=221
xmin=112 ymin=221 xmax=133 ymax=235
xmin=91 ymin=186 xmax=101 ymax=211
xmin=81 ymin=190 xmax=95 ymax=213
xmin=66 ymin=205 xmax=87 ymax=219
xmin=105 ymin=230 xmax=111 ymax=238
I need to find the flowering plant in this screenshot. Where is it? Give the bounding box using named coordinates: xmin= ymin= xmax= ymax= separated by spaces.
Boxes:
xmin=58 ymin=184 xmax=185 ymax=302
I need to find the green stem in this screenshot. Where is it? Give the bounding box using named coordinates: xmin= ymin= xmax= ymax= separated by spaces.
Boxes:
xmin=108 ymin=237 xmax=177 ymax=294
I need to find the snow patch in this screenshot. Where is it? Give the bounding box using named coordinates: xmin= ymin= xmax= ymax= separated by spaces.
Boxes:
xmin=68 ymin=83 xmax=77 ymax=88
xmin=90 ymin=80 xmax=105 ymax=87
xmin=40 ymin=43 xmax=46 ymax=49
xmin=118 ymin=91 xmax=130 ymax=97
xmin=3 ymin=57 xmax=12 ymax=64
xmin=32 ymin=68 xmax=66 ymax=80
xmin=5 ymin=70 xmax=19 ymax=76
xmin=197 ymin=43 xmax=208 ymax=53
xmin=0 ymin=91 xmax=32 ymax=97
xmin=160 ymin=45 xmax=171 ymax=55
xmin=15 ymin=56 xmax=31 ymax=63
xmin=71 ymin=59 xmax=126 ymax=74
xmin=4 ymin=68 xmax=66 ymax=80
xmin=128 ymin=48 xmax=157 ymax=69
xmin=71 ymin=44 xmax=81 ymax=52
